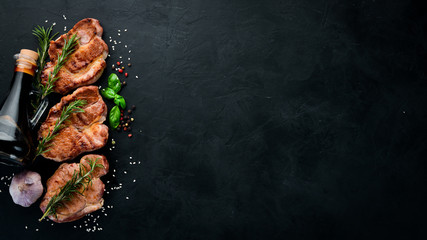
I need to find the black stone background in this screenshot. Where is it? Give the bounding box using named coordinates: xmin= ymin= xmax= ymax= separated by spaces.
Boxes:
xmin=0 ymin=0 xmax=426 ymax=239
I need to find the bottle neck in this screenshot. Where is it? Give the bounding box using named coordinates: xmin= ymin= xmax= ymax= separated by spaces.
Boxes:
xmin=14 ymin=60 xmax=36 ymax=76
xmin=15 ymin=66 xmax=35 ymax=76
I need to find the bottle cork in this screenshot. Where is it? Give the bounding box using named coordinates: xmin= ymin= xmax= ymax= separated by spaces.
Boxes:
xmin=18 ymin=49 xmax=38 ymax=66
xmin=20 ymin=49 xmax=39 ymax=62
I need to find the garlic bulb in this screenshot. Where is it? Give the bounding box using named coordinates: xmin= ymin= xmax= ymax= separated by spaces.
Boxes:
xmin=9 ymin=171 xmax=43 ymax=207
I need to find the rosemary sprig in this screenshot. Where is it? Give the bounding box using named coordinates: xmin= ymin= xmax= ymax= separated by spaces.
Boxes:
xmin=39 ymin=158 xmax=104 ymax=221
xmin=40 ymin=33 xmax=78 ymax=99
xmin=32 ymin=25 xmax=58 ymax=88
xmin=35 ymin=99 xmax=87 ymax=157
xmin=31 ymin=25 xmax=58 ymax=111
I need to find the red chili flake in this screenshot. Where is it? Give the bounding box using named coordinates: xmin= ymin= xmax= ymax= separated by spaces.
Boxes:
xmin=120 ymin=117 xmax=123 ymax=121
xmin=125 ymin=73 xmax=128 ymax=77
xmin=120 ymin=113 xmax=123 ymax=116
xmin=117 ymin=62 xmax=121 ymax=66
xmin=128 ymin=134 xmax=132 ymax=138
xmin=118 ymin=69 xmax=123 ymax=73
xmin=124 ymin=127 xmax=127 ymax=131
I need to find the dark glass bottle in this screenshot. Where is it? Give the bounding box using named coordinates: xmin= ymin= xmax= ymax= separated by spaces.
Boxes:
xmin=0 ymin=49 xmax=38 ymax=166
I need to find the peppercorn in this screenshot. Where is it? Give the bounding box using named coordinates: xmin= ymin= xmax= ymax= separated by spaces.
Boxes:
xmin=128 ymin=134 xmax=132 ymax=138
xmin=118 ymin=69 xmax=123 ymax=73
xmin=122 ymin=81 xmax=127 ymax=86
xmin=128 ymin=110 xmax=132 ymax=114
xmin=126 ymin=120 xmax=131 ymax=124
xmin=117 ymin=62 xmax=121 ymax=66
xmin=128 ymin=63 xmax=132 ymax=67
xmin=132 ymin=105 xmax=136 ymax=110
xmin=118 ymin=124 xmax=122 ymax=128
xmin=123 ymin=127 xmax=127 ymax=131
xmin=127 ymin=127 xmax=132 ymax=131
xmin=125 ymin=73 xmax=128 ymax=77
xmin=112 ymin=64 xmax=115 ymax=70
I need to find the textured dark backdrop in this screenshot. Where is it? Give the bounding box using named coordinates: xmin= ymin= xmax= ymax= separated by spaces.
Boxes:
xmin=0 ymin=0 xmax=426 ymax=239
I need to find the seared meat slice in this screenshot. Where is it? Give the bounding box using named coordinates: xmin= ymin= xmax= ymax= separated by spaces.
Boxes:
xmin=38 ymin=86 xmax=108 ymax=162
xmin=40 ymin=154 xmax=109 ymax=223
xmin=41 ymin=18 xmax=108 ymax=94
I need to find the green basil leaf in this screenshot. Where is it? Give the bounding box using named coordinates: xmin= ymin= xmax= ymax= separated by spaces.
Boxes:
xmin=114 ymin=95 xmax=126 ymax=109
xmin=101 ymin=88 xmax=116 ymax=100
xmin=109 ymin=105 xmax=120 ymax=129
xmin=108 ymin=73 xmax=121 ymax=93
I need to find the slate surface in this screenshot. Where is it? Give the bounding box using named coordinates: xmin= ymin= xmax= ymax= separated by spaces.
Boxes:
xmin=0 ymin=0 xmax=426 ymax=239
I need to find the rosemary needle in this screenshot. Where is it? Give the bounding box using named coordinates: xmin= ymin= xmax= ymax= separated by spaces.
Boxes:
xmin=39 ymin=158 xmax=104 ymax=222
xmin=35 ymin=99 xmax=86 ymax=157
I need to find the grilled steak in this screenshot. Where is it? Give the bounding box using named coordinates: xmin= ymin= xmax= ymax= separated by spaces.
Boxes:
xmin=38 ymin=86 xmax=108 ymax=162
xmin=41 ymin=18 xmax=108 ymax=94
xmin=40 ymin=154 xmax=109 ymax=223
